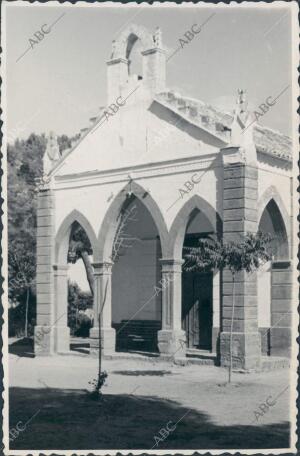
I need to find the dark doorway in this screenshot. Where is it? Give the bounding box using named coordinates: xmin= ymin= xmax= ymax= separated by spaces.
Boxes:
xmin=181 ymin=213 xmax=215 ymax=351
xmin=182 ymin=271 xmax=213 ymax=350
xmin=112 ymin=197 xmax=162 ymax=353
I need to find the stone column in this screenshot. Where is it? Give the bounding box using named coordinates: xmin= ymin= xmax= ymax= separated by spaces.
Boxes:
xmin=90 ymin=262 xmax=116 ymax=355
xmin=34 ymin=188 xmax=55 ymax=356
xmin=106 ymin=58 xmax=129 ymax=104
xmin=157 ymin=259 xmax=186 ymax=358
xmin=52 ymin=265 xmax=70 ymax=353
xmin=142 ymin=48 xmax=166 ymax=94
xmin=220 ymin=147 xmax=261 ymax=370
xmin=270 ymin=260 xmax=292 ymax=356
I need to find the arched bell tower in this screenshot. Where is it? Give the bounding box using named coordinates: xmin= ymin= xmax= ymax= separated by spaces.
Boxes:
xmin=106 ymin=24 xmax=166 ymax=103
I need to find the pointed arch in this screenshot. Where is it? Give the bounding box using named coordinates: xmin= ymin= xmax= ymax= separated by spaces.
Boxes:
xmin=112 ymin=24 xmax=154 ymax=60
xmin=168 ymin=195 xmax=223 ymax=259
xmin=258 ymin=186 xmax=291 ymax=258
xmin=55 ymin=209 xmax=98 ymax=264
xmin=258 ymin=186 xmax=290 ymax=227
xmin=97 ymin=181 xmax=169 ymax=262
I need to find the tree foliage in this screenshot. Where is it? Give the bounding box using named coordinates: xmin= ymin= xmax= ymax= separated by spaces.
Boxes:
xmin=8 ymin=241 xmax=36 ymax=298
xmin=8 ymin=133 xmax=75 ymax=252
xmin=184 ymin=231 xmax=272 ymax=274
xmin=183 ymin=238 xmax=223 ymax=272
xmin=184 ymin=231 xmax=272 ymax=383
xmin=8 ymin=240 xmax=36 ymax=337
xmin=7 ymin=133 xmax=79 ymax=331
xmin=68 ymin=281 xmax=93 ymax=336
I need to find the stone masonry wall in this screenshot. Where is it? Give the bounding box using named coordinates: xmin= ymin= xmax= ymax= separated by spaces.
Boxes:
xmin=35 ymin=188 xmax=55 ymax=355
xmin=220 ymin=159 xmax=261 ymax=370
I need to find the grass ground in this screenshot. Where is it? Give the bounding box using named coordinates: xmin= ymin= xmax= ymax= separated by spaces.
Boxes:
xmin=8 ymin=343 xmax=292 ymax=451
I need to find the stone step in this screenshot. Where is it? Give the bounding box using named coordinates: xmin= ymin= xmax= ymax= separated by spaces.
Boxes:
xmin=115 ymin=320 xmax=160 ymax=352
xmin=260 ymin=356 xmax=290 ymax=371
xmin=186 ymin=348 xmax=217 ymax=361
xmin=119 ymin=323 xmax=161 ymax=326
xmin=174 ymin=356 xmax=216 ymax=366
xmin=102 ymin=352 xmax=162 ymax=362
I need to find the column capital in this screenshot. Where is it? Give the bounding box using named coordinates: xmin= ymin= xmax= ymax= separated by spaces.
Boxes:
xmin=92 ymin=261 xmax=114 ymax=274
xmin=141 ymin=47 xmax=167 ymax=56
xmin=159 ymin=258 xmax=184 ymax=273
xmin=53 ymin=264 xmax=69 ymax=274
xmin=106 ymin=57 xmax=128 ymax=66
xmin=221 ymin=146 xmax=246 ymax=166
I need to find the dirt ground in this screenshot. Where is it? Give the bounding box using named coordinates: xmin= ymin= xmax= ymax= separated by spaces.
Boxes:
xmin=8 ymin=349 xmax=292 ymax=451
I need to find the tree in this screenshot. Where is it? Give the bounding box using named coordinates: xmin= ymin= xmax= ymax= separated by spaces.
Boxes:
xmin=110 ymin=204 xmax=139 ymax=262
xmin=68 ymin=222 xmax=94 ymax=295
xmin=184 ymin=231 xmax=272 ymax=383
xmin=89 ymin=203 xmax=139 ymax=399
xmin=68 ymin=280 xmax=93 ymax=336
xmin=89 ymin=278 xmax=109 ymax=399
xmin=7 ymin=133 xmax=79 ymax=334
xmin=221 ymin=232 xmax=272 ymax=382
xmin=8 ymin=241 xmax=36 ymax=337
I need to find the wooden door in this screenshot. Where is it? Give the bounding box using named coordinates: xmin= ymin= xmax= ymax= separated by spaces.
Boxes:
xmin=182 ymin=272 xmax=212 ymax=350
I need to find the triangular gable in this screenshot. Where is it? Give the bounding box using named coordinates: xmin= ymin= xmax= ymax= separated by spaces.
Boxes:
xmin=52 ymin=96 xmax=228 ymax=178
xmin=52 ymin=88 xmax=292 ymax=179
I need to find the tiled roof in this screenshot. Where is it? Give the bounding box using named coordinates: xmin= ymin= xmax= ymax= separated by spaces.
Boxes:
xmin=156 ymin=91 xmax=292 ymax=162
xmin=253 ymin=124 xmax=292 ymax=162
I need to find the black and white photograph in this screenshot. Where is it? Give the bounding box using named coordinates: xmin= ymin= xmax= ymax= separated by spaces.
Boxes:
xmin=2 ymin=1 xmax=299 ymax=453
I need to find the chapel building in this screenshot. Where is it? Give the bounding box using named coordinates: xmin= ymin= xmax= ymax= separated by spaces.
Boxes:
xmin=35 ymin=24 xmax=295 ymax=369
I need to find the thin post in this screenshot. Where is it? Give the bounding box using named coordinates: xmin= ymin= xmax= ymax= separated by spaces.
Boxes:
xmin=229 ymin=271 xmax=235 ymax=383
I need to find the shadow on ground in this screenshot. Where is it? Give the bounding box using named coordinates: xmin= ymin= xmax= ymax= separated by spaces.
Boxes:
xmin=9 ymin=387 xmax=290 ymax=450
xmin=112 ymin=370 xmax=173 ymax=376
xmin=9 ymin=338 xmax=35 ymax=358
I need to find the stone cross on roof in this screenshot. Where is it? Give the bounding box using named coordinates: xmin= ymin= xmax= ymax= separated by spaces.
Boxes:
xmin=229 ymin=89 xmax=257 ymax=164
xmin=153 ymin=26 xmax=162 ymax=47
xmin=236 ymin=88 xmax=248 ymax=117
xmin=43 ymin=131 xmax=61 ymax=175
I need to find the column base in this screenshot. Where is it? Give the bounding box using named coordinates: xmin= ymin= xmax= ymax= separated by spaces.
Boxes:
xmin=34 ymin=325 xmax=70 ymax=355
xmin=270 ymin=327 xmax=291 ymax=357
xmin=54 ymin=326 xmax=70 ymax=353
xmin=220 ymin=332 xmax=261 ymax=370
xmin=157 ymin=329 xmax=186 ymax=358
xmin=89 ymin=327 xmax=116 ymax=355
xmin=212 ymin=327 xmax=220 ymax=354
xmin=34 ymin=325 xmax=53 ymax=355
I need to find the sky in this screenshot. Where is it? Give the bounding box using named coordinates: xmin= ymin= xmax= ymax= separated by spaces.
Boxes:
xmin=4 ymin=2 xmax=294 ymax=143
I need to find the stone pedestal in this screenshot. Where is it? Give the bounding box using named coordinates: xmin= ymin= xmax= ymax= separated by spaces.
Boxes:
xmin=90 ymin=327 xmax=116 ymax=355
xmin=53 ymin=326 xmax=71 ymax=353
xmin=157 ymin=259 xmax=186 ymax=358
xmin=270 ymin=261 xmax=292 ymax=356
xmin=220 ymin=332 xmax=261 ymax=370
xmin=34 ymin=324 xmax=70 ymax=355
xmin=34 ymin=325 xmax=54 ymax=355
xmin=89 ymin=262 xmax=116 ymax=355
xmin=157 ymin=329 xmax=186 ymax=357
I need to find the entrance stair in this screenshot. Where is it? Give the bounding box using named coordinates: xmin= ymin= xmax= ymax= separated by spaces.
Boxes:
xmin=260 ymin=356 xmax=290 ymax=371
xmin=175 ymin=348 xmax=218 ymax=366
xmin=114 ymin=320 xmax=161 ymax=353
